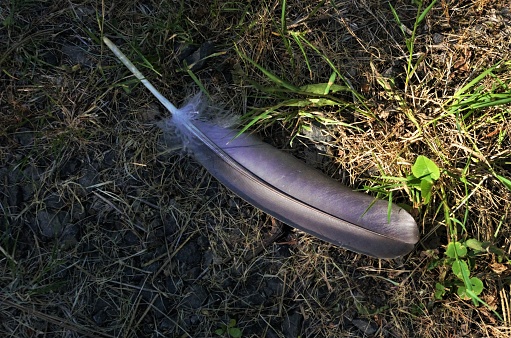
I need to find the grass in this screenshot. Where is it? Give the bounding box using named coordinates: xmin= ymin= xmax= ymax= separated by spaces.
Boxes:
xmin=1 ymin=0 xmax=511 ymax=337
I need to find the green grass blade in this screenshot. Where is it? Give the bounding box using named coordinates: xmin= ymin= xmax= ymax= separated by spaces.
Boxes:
xmin=292 ymin=34 xmax=367 ymax=105
xmin=447 ymin=63 xmax=501 ymax=106
xmin=417 ymin=0 xmax=437 ymax=25
xmin=325 ymin=72 xmax=337 ymax=94
xmin=281 ymin=0 xmax=287 ymax=35
xmin=389 ymin=3 xmax=406 ymax=38
xmin=290 ymin=31 xmax=312 ymax=78
xmin=495 ymin=174 xmax=511 ymax=192
xmin=237 ymin=46 xmax=300 ymax=92
xmin=184 ymin=63 xmax=211 ymax=100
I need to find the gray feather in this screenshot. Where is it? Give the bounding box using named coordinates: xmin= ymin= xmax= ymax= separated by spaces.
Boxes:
xmin=103 ymin=36 xmax=419 ymax=258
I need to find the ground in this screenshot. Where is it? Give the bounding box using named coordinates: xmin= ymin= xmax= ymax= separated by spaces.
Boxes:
xmin=1 ymin=1 xmax=511 ymax=337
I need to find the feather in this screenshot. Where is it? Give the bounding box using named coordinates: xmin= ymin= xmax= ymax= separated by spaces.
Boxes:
xmin=103 ymin=37 xmax=419 ymax=258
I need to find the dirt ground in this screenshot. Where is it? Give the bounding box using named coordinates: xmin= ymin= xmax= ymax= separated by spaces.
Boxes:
xmin=1 ymin=1 xmax=511 ymax=337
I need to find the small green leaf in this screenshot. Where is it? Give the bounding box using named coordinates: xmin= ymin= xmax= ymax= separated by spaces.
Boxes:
xmin=420 ymin=179 xmax=433 ymax=204
xmin=451 ymin=260 xmax=470 ymax=280
xmin=457 ymin=277 xmax=484 ymax=300
xmin=434 ymin=283 xmax=446 ymax=299
xmin=446 ymin=242 xmax=467 ymax=259
xmin=412 ymin=155 xmax=440 ymax=180
xmin=228 ymin=327 xmax=242 ymax=338
xmin=465 ymin=239 xmax=484 ymax=252
xmin=3 ymin=16 xmax=15 ymax=27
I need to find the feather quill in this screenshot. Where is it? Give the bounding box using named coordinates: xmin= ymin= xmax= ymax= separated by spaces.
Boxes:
xmin=103 ymin=37 xmax=419 ymax=258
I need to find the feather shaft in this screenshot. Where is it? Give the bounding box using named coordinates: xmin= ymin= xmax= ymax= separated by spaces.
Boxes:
xmin=103 ymin=37 xmax=178 ymax=115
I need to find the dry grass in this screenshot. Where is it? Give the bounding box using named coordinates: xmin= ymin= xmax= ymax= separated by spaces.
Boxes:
xmin=1 ymin=0 xmax=511 ymax=337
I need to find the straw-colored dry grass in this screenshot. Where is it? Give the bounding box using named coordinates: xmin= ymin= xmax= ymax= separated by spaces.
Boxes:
xmin=1 ymin=0 xmax=510 ymax=337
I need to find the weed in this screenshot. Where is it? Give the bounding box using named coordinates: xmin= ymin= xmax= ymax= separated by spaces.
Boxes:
xmin=368 ymin=155 xmax=440 ymax=209
xmin=437 ymin=174 xmax=507 ymax=316
xmin=215 ymin=319 xmax=242 ymax=338
xmin=435 ymin=241 xmax=484 ymax=303
xmin=433 ymin=239 xmax=506 ymax=320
